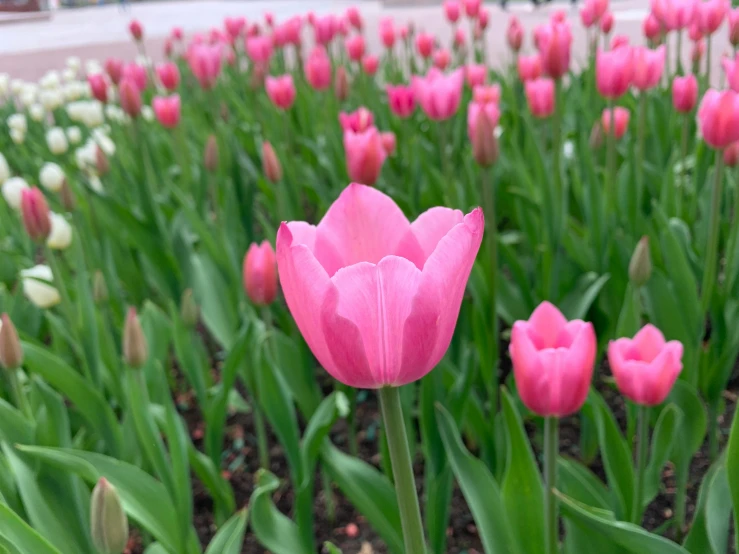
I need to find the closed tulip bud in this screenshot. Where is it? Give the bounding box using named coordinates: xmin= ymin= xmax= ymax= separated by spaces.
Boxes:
xmin=90 ymin=478 xmax=129 ymax=554
xmin=21 ymin=188 xmax=51 ymax=241
xmin=381 ymin=132 xmax=396 ymax=156
xmin=60 ymin=180 xmax=75 ymax=211
xmin=334 ymin=66 xmax=349 ymax=101
xmin=262 ymin=141 xmax=282 ymax=183
xmin=0 ymin=313 xmax=23 ymax=370
xmin=129 ymin=19 xmax=143 ymax=41
xmin=725 ymin=142 xmax=739 ymax=166
xmin=180 ymin=288 xmax=199 ymax=327
xmin=123 ymin=307 xmax=148 ymax=368
xmin=471 ymin=106 xmax=498 ymax=167
xmin=93 ymin=271 xmax=108 ymax=304
xmin=96 ymin=146 xmax=110 ymax=176
xmin=243 ymin=241 xmax=278 ymax=305
xmin=628 ymin=236 xmax=652 ymax=287
xmin=119 ymin=78 xmax=141 ymax=118
xmin=589 ymin=121 xmax=605 ymax=149
xmin=204 ymin=135 xmax=219 ymax=172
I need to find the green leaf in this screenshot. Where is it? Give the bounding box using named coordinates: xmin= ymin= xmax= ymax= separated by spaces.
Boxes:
xmin=558 ymin=492 xmax=690 ymax=554
xmin=501 ymin=389 xmax=545 ymax=554
xmin=299 ymin=392 xmax=348 ymax=487
xmin=0 ymin=502 xmax=62 ymax=554
xmin=643 ymin=404 xmax=681 ymax=506
xmin=683 ymin=458 xmax=730 ymax=554
xmin=248 ymin=470 xmax=311 ymax=554
xmin=667 ymin=381 xmax=707 ymax=462
xmin=205 ymin=509 xmax=248 ymax=554
xmin=725 ymin=400 xmax=739 ymax=554
xmin=436 ymin=404 xmax=516 ymax=554
xmin=322 ymin=542 xmax=343 ymax=554
xmin=190 ymin=253 xmax=238 ymax=348
xmin=560 ymin=272 xmax=610 ymax=321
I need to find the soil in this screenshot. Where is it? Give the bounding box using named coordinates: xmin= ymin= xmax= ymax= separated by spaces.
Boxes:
xmin=127 ymin=352 xmax=739 ymax=554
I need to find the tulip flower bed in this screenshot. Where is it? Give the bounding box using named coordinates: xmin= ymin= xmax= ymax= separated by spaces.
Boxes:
xmin=4 ymin=0 xmax=739 ymax=552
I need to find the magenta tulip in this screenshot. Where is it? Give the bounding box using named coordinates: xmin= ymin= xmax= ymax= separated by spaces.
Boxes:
xmin=152 ymin=94 xmax=181 ymax=128
xmin=596 ymin=46 xmax=634 ymax=99
xmin=698 ymin=89 xmax=739 ymax=149
xmin=632 ymin=45 xmax=665 ymax=91
xmin=306 ymin=46 xmax=332 ymax=90
xmin=187 ymin=44 xmax=223 ymax=89
xmin=156 ymin=62 xmax=180 ymax=91
xmin=525 ymin=77 xmax=555 ymax=118
xmin=343 ymin=127 xmax=388 ymax=186
xmin=265 ymin=74 xmax=296 ymax=110
xmin=339 ymin=107 xmax=374 ymax=133
xmin=412 ymin=68 xmax=464 ymax=121
xmin=386 ymin=85 xmax=416 ymax=118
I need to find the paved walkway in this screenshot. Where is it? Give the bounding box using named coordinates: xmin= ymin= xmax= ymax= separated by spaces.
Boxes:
xmin=0 ymin=0 xmax=730 ymax=82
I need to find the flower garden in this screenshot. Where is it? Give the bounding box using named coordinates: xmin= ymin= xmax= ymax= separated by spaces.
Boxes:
xmin=1 ymin=0 xmax=739 ymax=552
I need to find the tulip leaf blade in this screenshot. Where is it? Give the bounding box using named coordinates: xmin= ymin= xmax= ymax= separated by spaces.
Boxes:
xmin=0 ymin=501 xmax=62 ymax=554
xmin=683 ymin=456 xmax=730 ymax=554
xmin=204 ymin=509 xmax=248 ymax=554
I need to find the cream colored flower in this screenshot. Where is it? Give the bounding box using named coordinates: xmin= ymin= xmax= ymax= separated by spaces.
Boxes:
xmin=0 ymin=152 xmax=9 ymax=183
xmin=7 ymin=113 xmax=27 ymax=133
xmin=47 ymin=213 xmax=73 ymax=250
xmin=66 ymin=126 xmax=82 ymax=144
xmin=1 ymin=176 xmax=27 ymax=209
xmin=29 ymin=103 xmax=45 ymax=122
xmin=21 ymin=265 xmax=61 ymax=308
xmin=46 ymin=127 xmax=68 ymax=155
xmin=39 ymin=162 xmax=65 ymax=192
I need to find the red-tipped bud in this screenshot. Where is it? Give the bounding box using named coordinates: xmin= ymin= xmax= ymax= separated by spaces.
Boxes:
xmin=472 ymin=108 xmax=498 ymax=167
xmin=262 ymin=141 xmax=282 ymax=183
xmin=21 ymin=187 xmax=51 ymax=241
xmin=119 ymin=78 xmax=141 ymax=118
xmin=243 ymin=241 xmax=278 ymax=305
xmin=129 ymin=19 xmax=143 ymax=41
xmin=204 ymin=135 xmax=219 ymax=172
xmin=335 ymin=66 xmax=349 ymax=102
xmin=0 ymin=314 xmax=23 ymax=370
xmin=123 ymin=307 xmax=148 ymax=368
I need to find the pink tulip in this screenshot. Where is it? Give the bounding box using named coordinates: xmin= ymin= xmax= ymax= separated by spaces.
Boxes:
xmin=444 ymin=1 xmax=461 ymax=23
xmin=608 ymin=325 xmax=683 ymax=406
xmin=208 ymin=28 xmax=227 ymax=45
xmin=152 ymin=94 xmax=181 ymax=128
xmin=337 ymin=17 xmax=350 ymax=37
xmin=724 ymin=141 xmax=739 ymax=166
xmin=276 ymin=183 xmax=484 ymax=388
xmin=243 ymin=241 xmax=278 ymax=305
xmin=472 ymin=84 xmax=501 ymax=104
xmin=346 ymin=35 xmax=366 ymax=62
xmin=551 ymin=9 xmax=567 ymax=23
xmin=723 ymin=54 xmax=739 ymax=91
xmin=689 ymin=21 xmax=704 ymax=41
xmin=698 ymin=0 xmax=729 ymax=35
xmin=224 ymin=16 xmax=246 ymax=41
xmin=596 ymin=46 xmax=633 ymax=99
xmin=129 ymin=19 xmax=143 ymax=41
xmin=386 ymin=85 xmax=416 ymax=118
xmin=507 ymin=16 xmax=524 ymax=52
xmin=306 ymin=46 xmax=332 ymax=90
xmin=21 ymin=187 xmax=51 ymax=241
xmin=399 ymin=24 xmax=410 ymax=40
xmin=119 ymin=78 xmax=142 ymax=117
xmin=122 ymin=63 xmax=147 ymax=91
xmin=412 ymin=68 xmax=464 ymax=121
xmin=187 ymin=44 xmax=223 ymax=89
xmin=601 ymin=107 xmax=630 ymax=139
xmin=339 ymin=107 xmax=374 ymax=133
xmin=265 ymin=74 xmax=296 ymax=110
xmin=265 ymin=12 xmax=274 ymax=27
xmin=467 ymin=100 xmax=501 ymax=139
xmin=632 ymin=45 xmax=665 ymax=90
xmin=692 ymin=39 xmax=706 ymax=64
xmin=381 ymin=132 xmax=397 ymax=155
xmin=362 ymin=55 xmax=380 ymax=76
xmin=88 ymin=74 xmax=108 ymax=103
xmin=314 ymin=15 xmax=338 ymax=45
xmin=344 ymin=127 xmax=388 ymax=186
xmin=525 ymin=77 xmax=555 ymax=118
xmin=156 ymin=62 xmax=180 ymax=91
xmin=463 ymin=0 xmax=481 ymax=18
xmin=600 ymin=11 xmax=615 ymax=34
xmin=274 ymin=16 xmax=302 ymax=47
xmin=537 ymin=21 xmax=572 ymax=80
xmin=698 ymin=89 xmax=739 ymax=149
xmin=611 ymin=34 xmax=630 ymax=49
xmin=454 ymin=28 xmax=466 ymax=48
xmin=416 ymin=32 xmax=435 ymax=58
xmin=171 ymin=26 xmax=184 ymax=41
xmin=581 ymin=4 xmax=598 ymax=28
xmin=164 ymin=39 xmax=173 ymax=58
xmin=672 ymin=74 xmax=698 ymax=112
xmin=246 ymin=35 xmax=273 ymax=64
xmin=652 ymin=0 xmax=696 ymax=31
xmin=380 ymin=18 xmax=396 ymax=48
xmin=466 ymin=64 xmax=487 ymax=88
xmin=518 ymin=54 xmax=543 ymax=81
xmin=105 ymin=58 xmax=124 ymax=85
xmin=510 ymin=302 xmax=596 ymax=417
xmin=433 ymin=48 xmax=451 ymax=70
xmin=346 ymin=6 xmax=363 ymax=31
xmin=643 ymin=13 xmax=662 ymax=41
xmin=478 ymin=8 xmax=490 ymax=30
xmin=730 ymin=8 xmax=739 ymax=45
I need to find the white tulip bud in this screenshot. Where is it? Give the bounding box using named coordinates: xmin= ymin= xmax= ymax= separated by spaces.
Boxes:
xmin=39 ymin=162 xmax=65 ymax=192
xmin=1 ymin=177 xmax=28 ymax=209
xmin=62 ymin=68 xmax=76 ymax=82
xmin=47 ymin=213 xmax=73 ymax=250
xmin=66 ymin=56 xmax=81 ymax=71
xmin=141 ymin=105 xmax=154 ymax=122
xmin=20 ymin=265 xmax=60 ymax=309
xmin=10 ymin=79 xmax=23 ymax=95
xmin=29 ymin=104 xmax=45 ymax=122
xmin=0 ymin=74 xmax=9 ymax=96
xmin=7 ymin=113 xmax=27 ymax=133
xmin=0 ymin=152 xmax=9 ymax=183
xmin=66 ymin=126 xmax=82 ymax=144
xmin=46 ymin=127 xmax=68 ymax=155
xmin=10 ymin=129 xmax=25 ymax=145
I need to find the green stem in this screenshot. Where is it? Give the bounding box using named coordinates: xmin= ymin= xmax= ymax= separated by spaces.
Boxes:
xmin=606 ymin=101 xmax=616 ymax=218
xmin=676 ymin=115 xmax=689 ymax=217
xmin=674 ymin=461 xmax=689 ymax=542
xmin=634 ymin=93 xmax=647 ymax=232
xmin=706 ymin=35 xmax=713 ymax=90
xmin=7 ymin=369 xmax=32 ymax=420
xmin=545 ymin=417 xmax=559 ymax=554
xmin=379 ymin=386 xmax=426 ymax=554
xmin=676 ymin=31 xmax=683 ymax=76
xmin=552 ymin=79 xmax=563 ymax=237
xmin=700 ymin=152 xmax=725 ymax=316
xmin=708 ymin=401 xmax=719 ymax=462
xmin=723 ymin=164 xmax=739 ymax=295
xmin=631 ymin=405 xmax=648 ymax=524
xmin=481 ymin=167 xmax=499 ymax=415
xmin=439 ymin=121 xmax=453 ymax=206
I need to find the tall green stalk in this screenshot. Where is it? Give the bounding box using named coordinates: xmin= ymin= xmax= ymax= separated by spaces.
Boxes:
xmin=481 ymin=167 xmax=498 ymax=415
xmin=544 ymin=417 xmax=559 ymax=554
xmin=700 ymin=152 xmax=725 ymax=316
xmin=606 ymin=102 xmax=617 ymax=222
xmin=379 ymin=386 xmax=427 ymax=554
xmin=634 ymin=93 xmax=647 ymax=233
xmin=631 ymin=405 xmax=649 ymax=524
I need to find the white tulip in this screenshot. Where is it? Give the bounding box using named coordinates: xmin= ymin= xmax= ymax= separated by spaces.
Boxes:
xmin=39 ymin=89 xmax=63 ymax=111
xmin=20 ymin=265 xmax=61 ymax=309
xmin=82 ymin=102 xmax=104 ymax=127
xmin=10 ymin=129 xmax=25 ymax=145
xmin=62 ymin=68 xmax=76 ymax=82
xmin=46 ymin=127 xmax=68 ymax=155
xmin=7 ymin=113 xmax=27 ymax=133
xmin=29 ymin=103 xmax=45 ymax=122
xmin=40 ymin=71 xmax=60 ymax=89
xmin=141 ymin=105 xmax=154 ymax=122
xmin=10 ymin=79 xmax=23 ymax=95
xmin=0 ymin=74 xmax=9 ymax=96
xmin=88 ymin=174 xmax=104 ymax=193
xmin=39 ymin=162 xmax=65 ymax=192
xmin=105 ymin=105 xmax=127 ymax=123
xmin=66 ymin=56 xmax=81 ymax=71
xmin=85 ymin=59 xmax=102 ymax=75
xmin=563 ymin=140 xmax=575 ymax=160
xmin=46 ymin=213 xmax=73 ymax=250
xmin=66 ymin=126 xmax=82 ymax=144
xmin=75 ymin=140 xmax=97 ymax=170
xmin=0 ymin=152 xmax=9 ymax=183
xmin=92 ymin=129 xmax=115 ymax=156
xmin=2 ymin=177 xmax=29 ymax=210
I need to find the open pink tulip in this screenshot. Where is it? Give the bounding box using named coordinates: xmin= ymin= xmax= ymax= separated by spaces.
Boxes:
xmin=156 ymin=62 xmax=180 ymax=91
xmin=246 ymin=36 xmax=273 ymax=64
xmin=344 ymin=127 xmax=388 ymax=186
xmin=346 ymin=35 xmax=366 ymax=62
xmin=187 ymin=44 xmax=223 ymax=89
xmin=466 ymin=64 xmax=487 ymax=88
xmin=386 ymin=85 xmax=416 ymax=118
xmin=265 ymin=75 xmax=296 ymax=110
xmin=596 ymin=46 xmax=634 ymax=99
xmin=672 ymin=74 xmax=698 ymax=112
xmin=339 ymin=107 xmax=374 ymax=133
xmin=632 ymin=45 xmax=665 ymax=91
xmin=698 ymin=89 xmax=739 ymax=149
xmin=525 ymin=77 xmax=555 ymax=118
xmin=608 ymin=325 xmax=683 ymax=406
xmin=412 ymin=68 xmax=464 ymax=121
xmin=518 ymin=54 xmax=543 ymax=82
xmin=152 ymin=94 xmax=181 ymax=128
xmin=276 ymin=184 xmax=483 ymax=388
xmin=537 ymin=21 xmax=572 ymax=80
xmin=698 ymin=0 xmax=729 ymax=35
xmin=510 ymin=302 xmax=596 ymax=417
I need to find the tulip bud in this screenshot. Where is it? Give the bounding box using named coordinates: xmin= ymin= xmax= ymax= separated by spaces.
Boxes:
xmin=93 ymin=271 xmax=109 ymax=304
xmin=21 ymin=188 xmax=52 ymax=241
xmin=180 ymin=288 xmax=199 ymax=327
xmin=0 ymin=314 xmax=23 ymax=370
xmin=262 ymin=141 xmax=282 ymax=183
xmin=129 ymin=19 xmax=143 ymax=41
xmin=628 ymin=236 xmax=652 ymax=287
xmin=472 ymin=109 xmax=498 ymax=167
xmin=60 ymin=180 xmax=76 ymax=212
xmin=381 ymin=132 xmax=397 ymax=156
xmin=204 ymin=135 xmax=219 ymax=173
xmin=243 ymin=241 xmax=278 ymax=305
xmin=119 ymin=78 xmax=141 ymax=118
xmin=589 ymin=121 xmax=605 ymax=149
xmin=96 ymin=146 xmax=110 ymax=176
xmin=90 ymin=478 xmax=129 ymax=554
xmin=123 ymin=307 xmax=148 ymax=368
xmin=335 ymin=66 xmax=349 ymax=102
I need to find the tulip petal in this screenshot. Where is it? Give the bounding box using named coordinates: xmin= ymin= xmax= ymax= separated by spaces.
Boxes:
xmin=415 ymin=208 xmax=484 ymax=368
xmin=527 ymin=301 xmax=569 ymax=349
xmin=314 ymin=183 xmax=420 ymax=275
xmin=398 ymin=207 xmax=465 ymax=265
xmin=631 ymin=323 xmax=666 ymax=363
xmin=562 ymin=322 xmax=596 ymax=413
xmin=321 ymin=256 xmax=424 ymax=387
xmin=510 ymin=322 xmax=548 ymax=415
